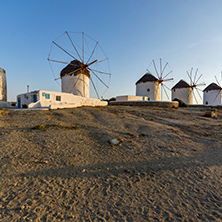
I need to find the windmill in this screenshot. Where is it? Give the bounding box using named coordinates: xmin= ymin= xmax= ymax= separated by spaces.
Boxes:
xmin=214 ymin=72 xmax=222 ymax=101
xmin=186 ymin=68 xmax=206 ymax=104
xmin=48 ymin=31 xmax=111 ymax=99
xmin=146 ymin=58 xmax=173 ymax=100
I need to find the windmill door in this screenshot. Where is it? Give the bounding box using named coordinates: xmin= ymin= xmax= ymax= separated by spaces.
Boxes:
xmin=17 ymin=97 xmax=21 ymax=108
xmin=33 ymin=94 xmax=37 ymax=103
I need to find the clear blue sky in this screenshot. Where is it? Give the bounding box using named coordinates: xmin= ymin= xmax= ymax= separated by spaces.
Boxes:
xmin=1 ymin=0 xmax=222 ymax=102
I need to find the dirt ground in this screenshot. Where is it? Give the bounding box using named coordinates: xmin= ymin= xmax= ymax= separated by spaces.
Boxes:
xmin=0 ymin=105 xmax=222 ymax=221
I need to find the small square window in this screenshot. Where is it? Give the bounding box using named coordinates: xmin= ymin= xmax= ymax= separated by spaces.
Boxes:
xmin=147 ymin=89 xmax=150 ymax=92
xmin=42 ymin=93 xmax=46 ymax=97
xmin=45 ymin=94 xmax=50 ymax=99
xmin=56 ymin=96 xmax=61 ymax=101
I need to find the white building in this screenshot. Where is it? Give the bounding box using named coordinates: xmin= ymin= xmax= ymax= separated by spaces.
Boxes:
xmin=203 ymin=83 xmax=222 ymax=106
xmin=135 ymin=73 xmax=160 ymax=101
xmin=17 ymin=90 xmax=107 ymax=109
xmin=171 ymin=80 xmax=192 ymax=104
xmin=61 ymin=60 xmax=90 ymax=97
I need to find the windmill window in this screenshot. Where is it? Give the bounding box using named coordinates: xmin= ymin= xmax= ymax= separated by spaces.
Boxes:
xmin=148 ymin=97 xmax=150 ymax=101
xmin=147 ymin=89 xmax=150 ymax=92
xmin=45 ymin=94 xmax=50 ymax=99
xmin=42 ymin=93 xmax=46 ymax=97
xmin=56 ymin=96 xmax=61 ymax=101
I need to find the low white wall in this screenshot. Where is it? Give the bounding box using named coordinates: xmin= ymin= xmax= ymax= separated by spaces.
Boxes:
xmin=116 ymin=95 xmax=148 ymax=101
xmin=0 ymin=101 xmax=10 ymax=108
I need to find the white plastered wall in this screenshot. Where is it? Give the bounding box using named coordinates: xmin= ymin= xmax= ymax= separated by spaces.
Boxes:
xmin=0 ymin=68 xmax=7 ymax=101
xmin=17 ymin=90 xmax=107 ymax=109
xmin=136 ymin=82 xmax=160 ymax=101
xmin=203 ymin=90 xmax=222 ymax=106
xmin=172 ymin=88 xmax=192 ymax=104
xmin=116 ymin=95 xmax=148 ymax=101
xmin=61 ymin=73 xmax=90 ymax=98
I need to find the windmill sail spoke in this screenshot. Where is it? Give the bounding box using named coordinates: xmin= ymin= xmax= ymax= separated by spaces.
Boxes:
xmin=160 ymin=58 xmax=162 ymax=78
xmin=70 ymin=75 xmax=81 ymax=92
xmin=190 ymin=68 xmax=193 ymax=83
xmin=146 ymin=68 xmax=153 ymax=74
xmin=89 ymin=68 xmax=109 ymax=88
xmin=214 ymin=90 xmax=221 ymax=102
xmin=161 ymin=62 xmax=168 ymax=76
xmin=195 ymin=74 xmax=203 ymax=85
xmin=55 ymin=68 xmax=82 ymax=80
xmin=52 ymin=41 xmax=77 ymax=60
xmin=186 ymin=71 xmax=192 ymax=85
xmin=82 ymin=32 xmax=84 ymax=63
xmin=195 ymin=88 xmax=202 ymax=100
xmin=65 ymin=31 xmax=83 ymax=62
xmin=196 ymin=83 xmax=206 ymax=86
xmin=93 ymin=58 xmax=108 ymax=65
xmin=48 ymin=58 xmax=70 ymax=65
xmin=162 ymin=84 xmax=171 ymax=91
xmin=87 ymin=60 xmax=98 ymax=66
xmin=215 ymin=75 xmax=220 ymax=86
xmin=86 ymin=41 xmax=98 ymax=64
xmin=193 ymin=68 xmax=198 ymax=84
xmin=193 ymin=90 xmax=198 ymax=104
xmin=90 ymin=69 xmax=111 ymax=75
xmin=162 ymin=84 xmax=169 ymax=100
xmin=90 ymin=76 xmax=100 ymax=99
xmin=152 ymin=60 xmax=160 ymax=79
xmin=162 ymin=71 xmax=173 ymax=79
xmin=163 ymin=78 xmax=173 ymax=82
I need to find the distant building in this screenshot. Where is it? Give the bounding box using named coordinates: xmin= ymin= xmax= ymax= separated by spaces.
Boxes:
xmin=135 ymin=73 xmax=160 ymax=101
xmin=203 ymin=83 xmax=222 ymax=106
xmin=171 ymin=80 xmax=192 ymax=104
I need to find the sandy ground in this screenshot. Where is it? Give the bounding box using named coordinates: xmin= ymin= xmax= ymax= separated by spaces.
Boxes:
xmin=0 ymin=105 xmax=222 ymax=221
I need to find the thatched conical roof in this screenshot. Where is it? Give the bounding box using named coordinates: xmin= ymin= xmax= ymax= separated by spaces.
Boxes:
xmin=60 ymin=60 xmax=90 ymax=78
xmin=136 ymin=73 xmax=158 ymax=85
xmin=203 ymin=83 xmax=221 ymax=92
xmin=0 ymin=68 xmax=6 ymax=73
xmin=171 ymin=80 xmax=190 ymax=90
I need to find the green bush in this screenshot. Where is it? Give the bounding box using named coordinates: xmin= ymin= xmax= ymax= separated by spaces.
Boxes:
xmin=173 ymin=98 xmax=189 ymax=107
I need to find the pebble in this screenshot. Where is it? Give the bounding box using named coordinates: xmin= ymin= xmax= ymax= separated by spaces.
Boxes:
xmin=109 ymin=138 xmax=120 ymax=145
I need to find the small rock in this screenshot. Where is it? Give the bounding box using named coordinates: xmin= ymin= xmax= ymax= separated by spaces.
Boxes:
xmin=109 ymin=138 xmax=120 ymax=145
xmin=204 ymin=109 xmax=217 ymax=118
xmin=80 ymin=168 xmax=86 ymax=173
xmin=124 ymin=169 xmax=131 ymax=173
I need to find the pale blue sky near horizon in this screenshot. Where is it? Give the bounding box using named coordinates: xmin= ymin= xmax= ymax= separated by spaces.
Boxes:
xmin=1 ymin=0 xmax=222 ymax=102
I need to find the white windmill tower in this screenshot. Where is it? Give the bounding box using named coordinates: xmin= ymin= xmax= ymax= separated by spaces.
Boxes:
xmin=136 ymin=58 xmax=173 ymax=101
xmin=0 ymin=67 xmax=7 ymax=101
xmin=171 ymin=80 xmax=192 ymax=104
xmin=186 ymin=68 xmax=206 ymax=104
xmin=48 ymin=31 xmax=111 ymax=100
xmin=203 ymin=72 xmax=222 ymax=105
